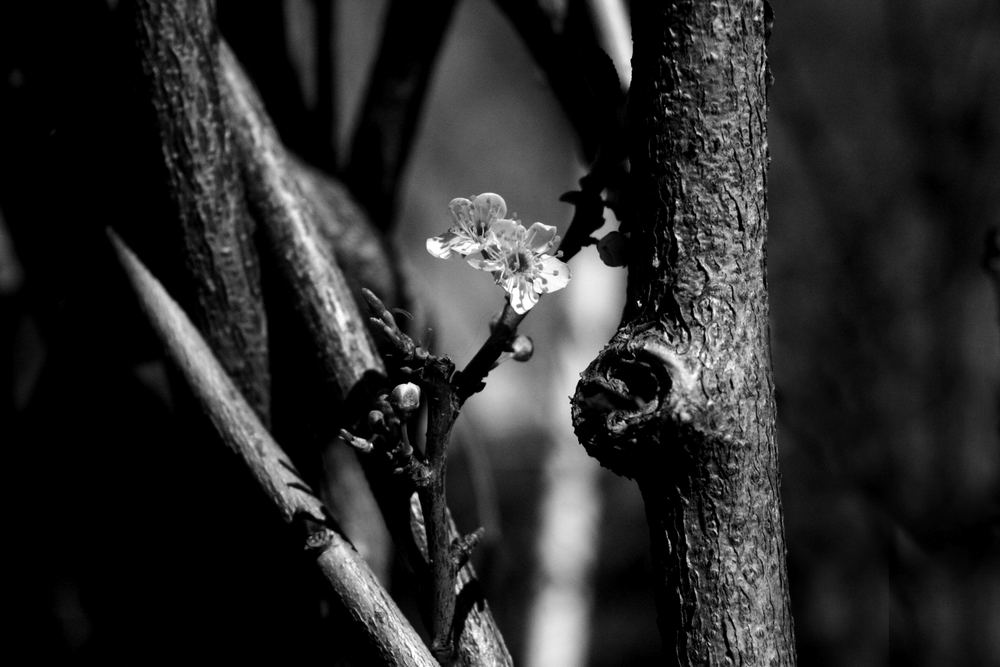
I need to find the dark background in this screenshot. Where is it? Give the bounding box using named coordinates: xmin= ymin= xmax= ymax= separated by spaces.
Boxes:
xmin=1 ymin=0 xmax=997 ymax=664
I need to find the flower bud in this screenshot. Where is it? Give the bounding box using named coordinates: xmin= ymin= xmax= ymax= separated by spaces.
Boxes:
xmin=368 ymin=410 xmax=386 ymax=431
xmin=510 ymin=335 xmax=534 ymax=362
xmin=389 ymin=382 xmax=421 ymax=414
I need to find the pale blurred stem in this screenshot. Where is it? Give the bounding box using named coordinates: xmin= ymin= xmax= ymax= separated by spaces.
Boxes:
xmin=128 ymin=0 xmax=271 ymax=422
xmin=108 ymin=230 xmax=437 ymax=667
xmin=345 ymin=0 xmax=458 ymax=230
xmin=421 ymin=359 xmax=461 ymax=662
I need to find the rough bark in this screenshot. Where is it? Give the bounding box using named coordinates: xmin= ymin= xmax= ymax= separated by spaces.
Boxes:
xmin=571 ymin=1 xmax=795 ymax=664
xmin=129 ymin=0 xmax=271 ymax=421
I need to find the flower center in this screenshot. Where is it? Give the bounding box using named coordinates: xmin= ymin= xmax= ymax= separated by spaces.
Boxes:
xmin=507 ymin=250 xmax=534 ymax=274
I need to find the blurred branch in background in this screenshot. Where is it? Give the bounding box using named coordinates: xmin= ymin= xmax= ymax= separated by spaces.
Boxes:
xmin=344 ymin=0 xmax=458 ymax=231
xmin=768 ymin=0 xmax=1000 ymax=663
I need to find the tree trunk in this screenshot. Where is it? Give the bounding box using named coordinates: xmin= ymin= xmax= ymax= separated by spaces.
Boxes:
xmin=572 ymin=1 xmax=795 ymax=663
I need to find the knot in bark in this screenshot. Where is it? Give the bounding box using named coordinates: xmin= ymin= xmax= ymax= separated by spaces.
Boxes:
xmin=571 ymin=327 xmax=700 ymax=478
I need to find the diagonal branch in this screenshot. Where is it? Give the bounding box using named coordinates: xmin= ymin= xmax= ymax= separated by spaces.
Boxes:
xmin=344 ymin=0 xmax=459 ymax=230
xmin=108 ymin=230 xmax=436 ymax=667
xmin=492 ymin=0 xmax=625 ymax=162
xmin=220 ymin=41 xmax=386 ymax=411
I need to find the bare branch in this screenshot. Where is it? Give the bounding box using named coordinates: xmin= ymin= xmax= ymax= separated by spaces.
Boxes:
xmin=454 ymin=303 xmax=526 ymax=403
xmin=220 ymin=41 xmax=385 ymax=409
xmin=295 ymin=157 xmax=400 ymax=307
xmin=420 ymin=356 xmax=461 ymax=662
xmin=128 ymin=0 xmax=271 ymax=421
xmin=108 ymin=229 xmax=436 ymax=667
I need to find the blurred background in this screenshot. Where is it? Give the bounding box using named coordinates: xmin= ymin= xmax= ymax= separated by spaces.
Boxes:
xmin=1 ymin=0 xmax=998 ymax=664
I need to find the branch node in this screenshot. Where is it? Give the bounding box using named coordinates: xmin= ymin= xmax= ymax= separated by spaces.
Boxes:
xmin=451 ymin=527 xmax=486 ymax=571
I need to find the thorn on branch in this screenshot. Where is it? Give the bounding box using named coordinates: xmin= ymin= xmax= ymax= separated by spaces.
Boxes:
xmin=363 ymin=287 xmax=423 ymax=360
xmin=451 ymin=527 xmax=486 ymax=571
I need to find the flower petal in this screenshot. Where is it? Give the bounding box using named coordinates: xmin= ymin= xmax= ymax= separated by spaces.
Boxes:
xmin=534 ymin=255 xmax=571 ymax=293
xmin=449 ymin=198 xmax=473 ymax=228
xmin=473 ymin=193 xmax=507 ymax=224
xmin=504 ymin=276 xmax=539 ymax=314
xmin=467 ymin=254 xmax=504 ymax=272
xmin=524 ymin=222 xmax=558 ymax=253
xmin=426 ymin=231 xmax=461 ymax=258
xmin=490 ymin=218 xmax=526 ymax=249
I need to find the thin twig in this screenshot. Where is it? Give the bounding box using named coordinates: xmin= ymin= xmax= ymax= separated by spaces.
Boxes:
xmin=362 ymin=289 xmax=512 ymax=666
xmin=420 ymin=356 xmax=461 ymax=662
xmin=344 ymin=0 xmax=459 ymax=230
xmin=108 ymin=229 xmax=436 ymax=667
xmin=454 ymin=303 xmax=526 ymax=403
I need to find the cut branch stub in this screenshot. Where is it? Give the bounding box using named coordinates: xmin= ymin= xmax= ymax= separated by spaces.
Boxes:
xmin=572 ymin=327 xmax=702 ymax=479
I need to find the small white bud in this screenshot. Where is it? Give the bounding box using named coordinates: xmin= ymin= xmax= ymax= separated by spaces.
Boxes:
xmin=510 ymin=335 xmax=534 ymax=362
xmin=389 ymin=382 xmax=421 ymax=413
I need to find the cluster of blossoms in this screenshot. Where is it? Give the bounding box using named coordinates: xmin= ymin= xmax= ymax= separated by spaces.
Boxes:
xmin=426 ymin=193 xmax=571 ymax=314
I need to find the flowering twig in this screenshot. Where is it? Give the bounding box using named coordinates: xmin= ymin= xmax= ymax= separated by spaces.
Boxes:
xmin=362 ymin=289 xmax=511 ymax=665
xmin=363 ymin=288 xmax=463 ymax=658
xmin=425 ymin=192 xmax=572 ymax=402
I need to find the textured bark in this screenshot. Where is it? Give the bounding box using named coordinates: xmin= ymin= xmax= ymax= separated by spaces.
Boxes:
xmin=572 ymin=1 xmax=795 ymax=664
xmin=219 ymin=43 xmax=385 ymax=411
xmin=129 ymin=0 xmax=270 ymax=421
